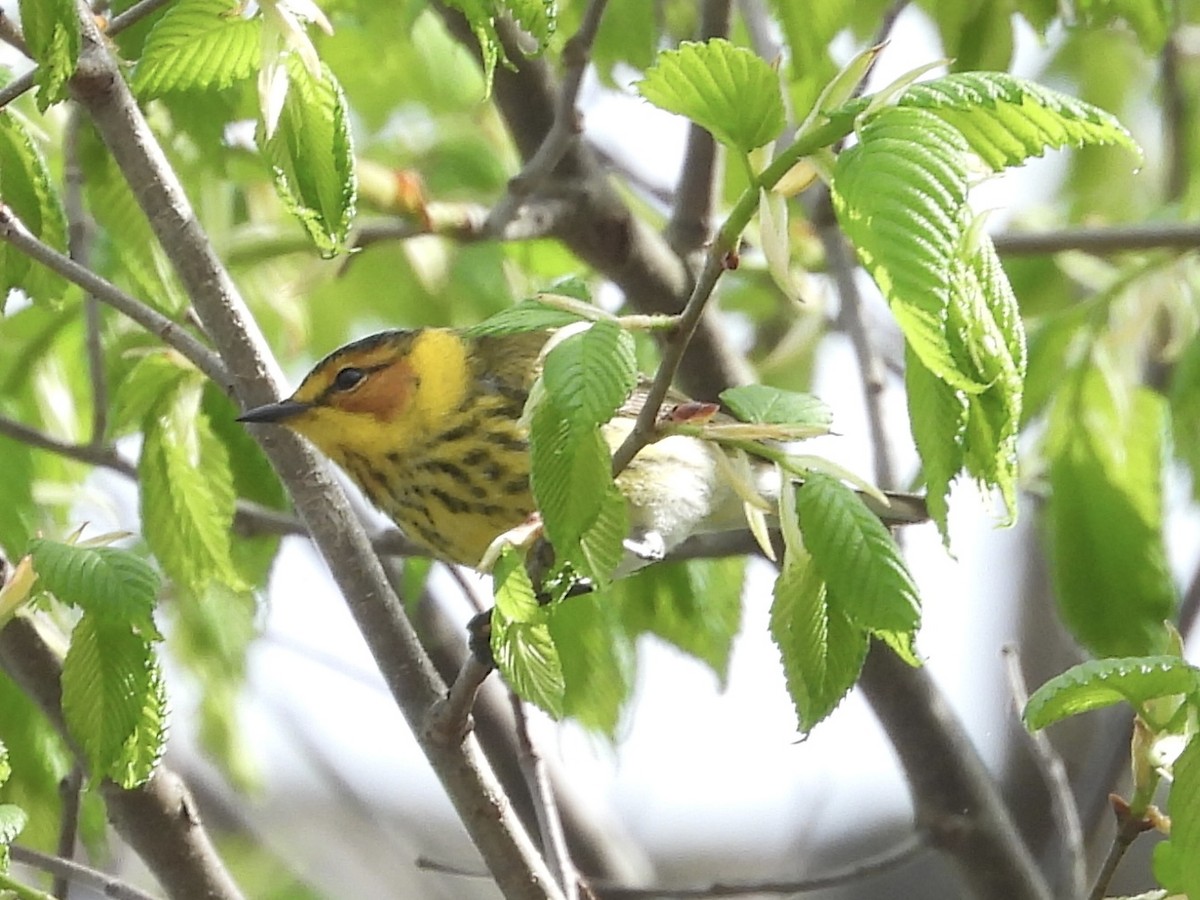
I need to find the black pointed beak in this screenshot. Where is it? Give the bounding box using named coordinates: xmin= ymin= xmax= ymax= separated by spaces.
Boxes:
xmin=236 ymin=399 xmax=311 ymax=424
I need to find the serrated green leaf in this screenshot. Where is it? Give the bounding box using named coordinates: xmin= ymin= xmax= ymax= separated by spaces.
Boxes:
xmin=616 ymin=558 xmax=744 ymax=683
xmin=441 ymin=0 xmax=506 ymax=94
xmin=548 ymin=589 xmax=633 ymax=736
xmin=0 ymin=674 xmax=72 ymax=851
xmin=530 ymin=399 xmax=611 ymax=551
xmin=832 ymin=107 xmax=983 ymax=392
xmin=261 ymin=55 xmax=356 ymax=254
xmin=1154 ymin=735 xmax=1200 ymax=897
xmin=463 ymin=300 xmax=587 ymax=338
xmin=491 ymin=549 xmax=564 ymax=716
xmin=1047 ymin=367 xmax=1175 ymax=657
xmin=62 ymin=615 xmax=159 ymax=783
xmin=0 ymin=802 xmax=26 ymax=848
xmin=133 ymin=0 xmax=261 ymax=99
xmin=19 ymin=0 xmax=80 ymax=110
xmin=0 ymin=112 xmax=69 ymax=309
xmin=897 ymin=72 xmax=1141 ymax=170
xmin=637 ymin=39 xmax=786 ymax=152
xmin=796 ymin=473 xmax=921 ymax=632
xmin=569 ymin=486 xmax=628 ymax=586
xmin=140 ymin=382 xmax=246 ymax=595
xmin=28 ymin=540 xmax=161 ymax=636
xmin=541 ymin=320 xmax=637 ymax=429
xmin=505 ymin=0 xmax=555 ymax=47
xmin=110 ymin=660 xmax=167 ymax=789
xmin=1023 ymin=656 xmax=1200 ymax=730
xmin=720 ymin=384 xmax=832 ymax=429
xmin=0 ymin=740 xmax=8 ymax=786
xmin=771 ymin=552 xmax=868 ymax=732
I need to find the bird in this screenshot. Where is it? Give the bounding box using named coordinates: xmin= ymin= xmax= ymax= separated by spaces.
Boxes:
xmin=237 ymin=327 xmax=927 ymax=573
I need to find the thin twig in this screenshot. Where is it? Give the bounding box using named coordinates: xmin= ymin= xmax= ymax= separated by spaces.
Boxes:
xmin=1087 ymin=796 xmax=1157 ymax=900
xmin=1002 ymin=645 xmax=1086 ymax=900
xmin=11 ymin=844 xmax=161 ymax=900
xmin=0 ymin=8 xmax=29 ymax=55
xmin=592 ymin=832 xmax=928 ymax=898
xmin=0 ymin=413 xmax=136 ymax=476
xmin=510 ymin=697 xmax=579 ymax=900
xmin=423 ymin=655 xmax=493 ymax=746
xmin=0 ymin=205 xmax=230 ymax=391
xmin=483 ymin=0 xmax=611 ymax=237
xmin=991 ymin=222 xmax=1200 ymax=256
xmin=1160 ymin=3 xmax=1188 ymax=203
xmin=52 ymin=767 xmax=84 ymax=899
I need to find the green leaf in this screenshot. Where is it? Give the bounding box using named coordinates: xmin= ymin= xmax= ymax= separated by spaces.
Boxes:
xmin=1073 ymin=0 xmax=1169 ymax=53
xmin=463 ymin=300 xmax=588 ymax=338
xmin=720 ymin=384 xmax=832 ymax=429
xmin=1023 ymin=656 xmax=1200 ymax=730
xmin=0 ymin=675 xmax=72 ymax=851
xmin=441 ymin=0 xmax=506 ymax=95
xmin=541 ymin=320 xmax=637 ymax=430
xmin=530 ymin=400 xmax=611 ymax=551
xmin=905 ymin=345 xmax=966 ymax=541
xmin=770 ymin=550 xmax=868 ymax=731
xmin=491 ymin=549 xmax=565 ymax=717
xmin=616 ymin=558 xmax=745 ymax=683
xmin=19 ymin=0 xmax=80 ymax=110
xmin=0 ymin=803 xmax=26 ymax=847
xmin=548 ymin=589 xmax=633 ymax=736
xmin=1047 ymin=367 xmax=1175 ymax=657
xmin=62 ymin=615 xmax=164 ymax=786
xmin=1154 ymin=735 xmax=1200 ymax=897
xmin=140 ymin=381 xmax=246 ymax=595
xmin=796 ymin=473 xmax=921 ymax=633
xmin=109 ymin=351 xmax=193 ymax=438
xmin=568 ymin=485 xmax=628 ymax=586
xmin=133 ymin=0 xmax=261 ymax=99
xmin=0 ymin=740 xmax=8 ymax=786
xmin=261 ymin=55 xmax=357 ymax=254
xmin=637 ymin=38 xmax=786 ymax=152
xmin=28 ymin=540 xmax=161 ymax=636
xmin=832 ymin=107 xmax=981 ymax=391
xmin=0 ymin=112 xmax=69 ymax=308
xmin=897 ymin=72 xmax=1142 ymax=170
xmin=505 ymin=0 xmax=555 ymax=48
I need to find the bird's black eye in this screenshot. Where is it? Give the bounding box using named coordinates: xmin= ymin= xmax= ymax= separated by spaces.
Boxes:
xmin=333 ymin=367 xmax=367 ymax=391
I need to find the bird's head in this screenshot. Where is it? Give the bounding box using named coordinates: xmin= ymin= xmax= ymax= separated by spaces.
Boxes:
xmin=237 ymin=329 xmax=471 ymax=461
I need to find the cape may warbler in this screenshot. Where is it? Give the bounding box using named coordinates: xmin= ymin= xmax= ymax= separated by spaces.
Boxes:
xmin=238 ymin=328 xmax=926 ymax=570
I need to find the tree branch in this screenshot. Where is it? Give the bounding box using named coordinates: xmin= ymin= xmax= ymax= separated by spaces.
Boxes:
xmin=0 ymin=617 xmax=244 ymax=900
xmin=65 ymin=9 xmax=563 ymax=898
xmin=10 ymin=844 xmax=161 ymax=900
xmin=0 ymin=206 xmax=230 ymax=392
xmin=991 ymin=221 xmax=1200 ymax=256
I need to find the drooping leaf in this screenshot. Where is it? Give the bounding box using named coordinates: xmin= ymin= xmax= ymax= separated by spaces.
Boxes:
xmin=905 ymin=345 xmax=967 ymax=540
xmin=1023 ymin=656 xmax=1200 ymax=730
xmin=548 ymin=589 xmax=633 ymax=737
xmin=133 ymin=0 xmax=262 ymax=99
xmin=832 ymin=106 xmax=979 ymax=391
xmin=1072 ymin=0 xmax=1170 ymax=53
xmin=530 ymin=400 xmax=611 ymax=551
xmin=637 ymin=39 xmax=786 ymax=152
xmin=260 ymin=55 xmax=357 ymax=254
xmin=796 ymin=473 xmax=921 ymax=633
xmin=490 ymin=549 xmax=564 ymax=717
xmin=770 ymin=549 xmax=868 ymax=731
xmin=1047 ymin=367 xmax=1175 ymax=657
xmin=61 ymin=615 xmax=164 ymax=786
xmin=505 ymin=0 xmax=556 ymax=48
xmin=541 ymin=320 xmax=637 ymax=431
xmin=19 ymin=0 xmax=80 ymax=110
xmin=139 ymin=381 xmax=245 ymax=596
